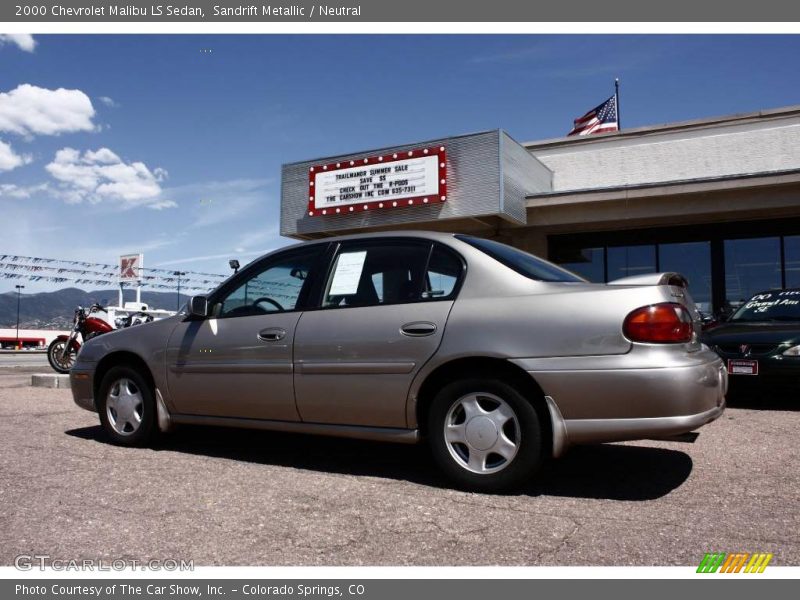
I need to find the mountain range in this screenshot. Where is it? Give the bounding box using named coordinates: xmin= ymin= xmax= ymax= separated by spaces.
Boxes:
xmin=0 ymin=288 xmax=190 ymax=329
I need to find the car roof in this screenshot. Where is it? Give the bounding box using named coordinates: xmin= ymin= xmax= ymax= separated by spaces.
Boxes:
xmin=278 ymin=230 xmax=463 ymax=253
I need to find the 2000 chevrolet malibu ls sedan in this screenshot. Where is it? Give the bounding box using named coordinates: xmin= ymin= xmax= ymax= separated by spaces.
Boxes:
xmin=71 ymin=232 xmax=726 ymax=492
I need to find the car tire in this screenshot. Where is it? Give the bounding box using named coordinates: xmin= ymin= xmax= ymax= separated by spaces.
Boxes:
xmin=97 ymin=366 xmax=157 ymax=447
xmin=428 ymin=378 xmax=544 ymax=493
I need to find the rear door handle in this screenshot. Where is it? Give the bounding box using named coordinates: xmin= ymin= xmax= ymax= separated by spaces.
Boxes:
xmin=400 ymin=321 xmax=437 ymax=337
xmin=258 ymin=327 xmax=287 ymax=342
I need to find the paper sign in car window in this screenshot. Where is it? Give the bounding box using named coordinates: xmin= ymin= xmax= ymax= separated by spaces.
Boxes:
xmin=329 ymin=251 xmax=368 ymax=295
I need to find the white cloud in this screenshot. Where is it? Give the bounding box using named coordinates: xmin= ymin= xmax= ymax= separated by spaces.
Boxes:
xmin=0 ymin=139 xmax=32 ymax=171
xmin=0 ymin=34 xmax=36 ymax=53
xmin=98 ymin=96 xmax=118 ymax=108
xmin=0 ymin=183 xmax=48 ymax=198
xmin=0 ymin=84 xmax=96 ymax=138
xmin=234 ymin=227 xmax=281 ymax=251
xmin=45 ymin=147 xmax=174 ymax=210
xmin=155 ymin=249 xmax=271 ymax=268
xmin=157 ymin=178 xmax=273 ymax=229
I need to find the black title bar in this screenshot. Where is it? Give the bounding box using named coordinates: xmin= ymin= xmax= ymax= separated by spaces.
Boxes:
xmin=4 ymin=0 xmax=800 ymax=22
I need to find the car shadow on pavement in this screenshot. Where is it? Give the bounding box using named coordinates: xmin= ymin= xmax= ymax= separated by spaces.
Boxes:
xmin=65 ymin=425 xmax=692 ymax=500
xmin=527 ymin=444 xmax=692 ymax=500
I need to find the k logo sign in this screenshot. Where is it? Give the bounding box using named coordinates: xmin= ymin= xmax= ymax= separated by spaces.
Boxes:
xmin=120 ymin=258 xmax=137 ymax=278
xmin=119 ymin=254 xmax=142 ymax=280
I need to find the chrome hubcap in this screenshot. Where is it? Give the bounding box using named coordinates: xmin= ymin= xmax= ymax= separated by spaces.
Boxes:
xmin=444 ymin=392 xmax=520 ymax=474
xmin=106 ymin=378 xmax=143 ymax=435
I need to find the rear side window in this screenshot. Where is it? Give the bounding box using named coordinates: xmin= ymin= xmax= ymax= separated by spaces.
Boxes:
xmin=424 ymin=245 xmax=463 ymax=299
xmin=456 ymin=234 xmax=584 ymax=283
xmin=321 ymin=241 xmax=465 ymax=308
xmin=323 ymin=242 xmax=430 ymax=308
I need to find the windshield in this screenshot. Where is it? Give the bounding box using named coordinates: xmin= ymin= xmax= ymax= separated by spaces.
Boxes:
xmin=455 ymin=235 xmax=585 ymax=283
xmin=730 ymin=290 xmax=800 ymax=322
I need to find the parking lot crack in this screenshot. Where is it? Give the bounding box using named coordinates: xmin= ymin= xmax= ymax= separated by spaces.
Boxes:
xmin=535 ymin=517 xmax=581 ymax=564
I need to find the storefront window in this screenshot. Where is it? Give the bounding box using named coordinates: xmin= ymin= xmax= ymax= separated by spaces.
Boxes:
xmin=659 ymin=241 xmax=712 ymax=314
xmin=784 ymin=236 xmax=800 ymax=289
xmin=607 ymin=245 xmax=656 ymax=282
xmin=724 ymin=237 xmax=781 ymax=311
xmin=555 ymin=247 xmax=604 ymax=282
xmin=550 ymin=227 xmax=800 ymax=317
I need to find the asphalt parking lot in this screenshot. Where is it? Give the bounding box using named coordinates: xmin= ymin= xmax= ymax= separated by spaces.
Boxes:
xmin=1 ymin=366 xmax=798 ymax=567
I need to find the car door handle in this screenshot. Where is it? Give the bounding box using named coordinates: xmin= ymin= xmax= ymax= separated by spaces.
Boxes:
xmin=258 ymin=327 xmax=287 ymax=342
xmin=400 ymin=322 xmax=437 ymax=337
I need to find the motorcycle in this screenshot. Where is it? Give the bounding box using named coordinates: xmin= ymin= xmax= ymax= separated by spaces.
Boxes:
xmin=48 ymin=303 xmax=156 ymax=373
xmin=47 ymin=303 xmax=114 ymax=374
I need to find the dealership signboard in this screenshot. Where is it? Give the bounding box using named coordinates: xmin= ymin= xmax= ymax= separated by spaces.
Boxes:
xmin=308 ymin=146 xmax=447 ymax=216
xmin=281 ymin=130 xmax=553 ymax=239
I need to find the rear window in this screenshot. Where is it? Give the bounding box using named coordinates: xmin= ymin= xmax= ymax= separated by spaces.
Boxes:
xmin=455 ymin=235 xmax=585 ymax=283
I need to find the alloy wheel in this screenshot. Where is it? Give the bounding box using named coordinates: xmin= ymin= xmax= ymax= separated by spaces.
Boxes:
xmin=105 ymin=378 xmax=144 ymax=435
xmin=443 ymin=392 xmax=521 ymax=474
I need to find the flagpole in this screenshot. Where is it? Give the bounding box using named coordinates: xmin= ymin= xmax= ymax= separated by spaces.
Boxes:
xmin=615 ymin=78 xmax=621 ymax=130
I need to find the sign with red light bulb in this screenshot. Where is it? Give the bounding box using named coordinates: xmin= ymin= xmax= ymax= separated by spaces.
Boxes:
xmin=308 ymin=146 xmax=446 ymax=216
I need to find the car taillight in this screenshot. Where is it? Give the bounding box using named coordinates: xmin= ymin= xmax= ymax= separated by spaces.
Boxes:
xmin=623 ymin=302 xmax=694 ymax=343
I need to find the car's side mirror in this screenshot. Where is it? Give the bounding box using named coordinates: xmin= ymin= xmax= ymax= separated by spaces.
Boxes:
xmin=188 ymin=295 xmax=209 ymax=318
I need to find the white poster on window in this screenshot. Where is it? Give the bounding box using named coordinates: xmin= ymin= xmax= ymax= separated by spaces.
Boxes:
xmin=328 ymin=251 xmax=367 ymax=295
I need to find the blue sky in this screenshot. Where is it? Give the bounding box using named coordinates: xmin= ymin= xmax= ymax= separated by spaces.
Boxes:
xmin=1 ymin=34 xmax=799 ymax=294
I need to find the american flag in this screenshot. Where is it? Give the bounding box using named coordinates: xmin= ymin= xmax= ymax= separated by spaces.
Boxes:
xmin=567 ymin=95 xmax=619 ymax=136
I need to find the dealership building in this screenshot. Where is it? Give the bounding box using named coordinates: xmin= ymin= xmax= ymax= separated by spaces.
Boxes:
xmin=281 ymin=104 xmax=800 ymax=315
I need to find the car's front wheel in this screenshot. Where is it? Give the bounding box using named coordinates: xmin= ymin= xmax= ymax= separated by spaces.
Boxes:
xmin=97 ymin=366 xmax=157 ymax=446
xmin=428 ymin=378 xmax=544 ymax=493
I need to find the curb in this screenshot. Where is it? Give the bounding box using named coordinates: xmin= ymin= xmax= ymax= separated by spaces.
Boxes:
xmin=31 ymin=373 xmax=71 ymax=389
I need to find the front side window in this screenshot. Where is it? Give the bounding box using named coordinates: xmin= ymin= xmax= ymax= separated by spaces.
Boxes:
xmin=215 ymin=247 xmax=323 ymax=318
xmin=323 ymin=242 xmax=432 ymax=308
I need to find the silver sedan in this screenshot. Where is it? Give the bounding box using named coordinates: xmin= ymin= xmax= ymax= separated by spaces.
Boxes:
xmin=70 ymin=231 xmax=726 ymax=492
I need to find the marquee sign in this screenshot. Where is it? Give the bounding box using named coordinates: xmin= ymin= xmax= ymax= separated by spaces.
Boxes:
xmin=308 ymin=146 xmax=447 ymax=216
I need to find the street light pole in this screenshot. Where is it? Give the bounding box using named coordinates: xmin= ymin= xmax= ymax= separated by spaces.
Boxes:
xmin=174 ymin=272 xmax=186 ymax=310
xmin=15 ymin=284 xmax=25 ymax=349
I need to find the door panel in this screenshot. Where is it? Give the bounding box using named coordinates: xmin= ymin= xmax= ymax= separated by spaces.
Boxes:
xmin=294 ymin=301 xmax=453 ymax=428
xmin=164 ymin=243 xmax=327 ymax=420
xmin=166 ymin=313 xmax=301 ymax=420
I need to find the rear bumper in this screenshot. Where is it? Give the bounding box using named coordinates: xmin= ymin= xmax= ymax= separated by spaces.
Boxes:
xmin=70 ymin=367 xmax=96 ymax=412
xmin=562 ymin=402 xmax=725 ymax=446
xmin=511 ymin=349 xmax=727 ymax=454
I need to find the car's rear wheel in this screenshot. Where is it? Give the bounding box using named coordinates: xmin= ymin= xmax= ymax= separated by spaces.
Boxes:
xmin=97 ymin=366 xmax=157 ymax=446
xmin=428 ymin=378 xmax=544 ymax=493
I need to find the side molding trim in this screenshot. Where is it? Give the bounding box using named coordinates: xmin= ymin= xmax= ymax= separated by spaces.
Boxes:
xmin=170 ymin=414 xmax=421 ymax=444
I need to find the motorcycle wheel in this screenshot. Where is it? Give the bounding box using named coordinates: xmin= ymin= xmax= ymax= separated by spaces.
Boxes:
xmin=47 ymin=338 xmax=77 ymax=374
